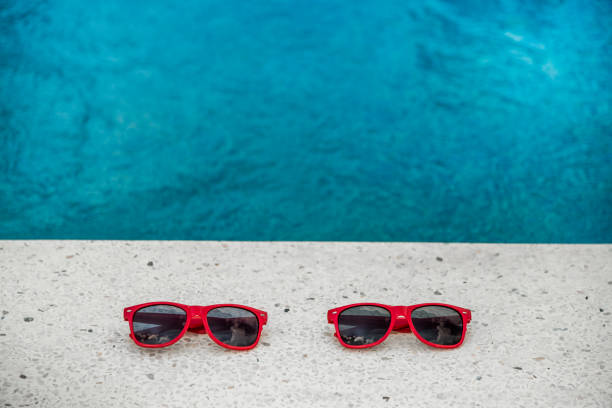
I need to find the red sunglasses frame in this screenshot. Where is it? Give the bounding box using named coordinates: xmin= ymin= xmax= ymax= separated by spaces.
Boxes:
xmin=327 ymin=302 xmax=471 ymax=349
xmin=123 ymin=301 xmax=268 ymax=350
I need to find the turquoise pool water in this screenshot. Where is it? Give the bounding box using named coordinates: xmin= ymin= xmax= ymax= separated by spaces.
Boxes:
xmin=1 ymin=0 xmax=611 ymax=242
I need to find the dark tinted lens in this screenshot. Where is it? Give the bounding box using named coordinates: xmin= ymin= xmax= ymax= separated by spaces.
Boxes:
xmin=206 ymin=307 xmax=259 ymax=347
xmin=411 ymin=306 xmax=463 ymax=346
xmin=132 ymin=305 xmax=187 ymax=345
xmin=337 ymin=305 xmax=391 ymax=346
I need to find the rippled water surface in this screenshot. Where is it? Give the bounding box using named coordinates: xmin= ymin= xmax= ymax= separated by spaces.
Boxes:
xmin=1 ymin=0 xmax=611 ymax=241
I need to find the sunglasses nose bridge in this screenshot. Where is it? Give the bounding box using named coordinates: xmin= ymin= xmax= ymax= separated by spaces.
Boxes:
xmin=392 ymin=313 xmax=412 ymax=332
xmin=188 ymin=308 xmax=207 ymax=334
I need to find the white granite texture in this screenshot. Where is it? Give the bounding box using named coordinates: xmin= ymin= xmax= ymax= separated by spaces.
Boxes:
xmin=0 ymin=241 xmax=610 ymax=407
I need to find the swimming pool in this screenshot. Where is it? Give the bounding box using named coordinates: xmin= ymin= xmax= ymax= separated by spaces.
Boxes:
xmin=1 ymin=0 xmax=611 ymax=242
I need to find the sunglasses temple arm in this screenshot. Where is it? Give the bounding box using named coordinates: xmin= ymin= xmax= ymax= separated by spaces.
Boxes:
xmin=260 ymin=311 xmax=268 ymax=325
xmin=464 ymin=309 xmax=472 ymax=323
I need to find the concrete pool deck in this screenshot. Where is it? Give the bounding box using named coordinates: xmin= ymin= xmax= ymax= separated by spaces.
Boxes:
xmin=0 ymin=241 xmax=610 ymax=407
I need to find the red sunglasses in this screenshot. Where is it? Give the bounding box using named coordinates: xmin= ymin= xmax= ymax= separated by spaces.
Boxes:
xmin=327 ymin=302 xmax=471 ymax=349
xmin=123 ymin=302 xmax=268 ymax=350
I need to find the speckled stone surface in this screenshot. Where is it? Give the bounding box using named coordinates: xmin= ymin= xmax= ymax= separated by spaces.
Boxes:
xmin=0 ymin=241 xmax=610 ymax=407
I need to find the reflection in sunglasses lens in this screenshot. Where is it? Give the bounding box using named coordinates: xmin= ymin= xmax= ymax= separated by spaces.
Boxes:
xmin=206 ymin=307 xmax=259 ymax=347
xmin=337 ymin=305 xmax=391 ymax=346
xmin=132 ymin=305 xmax=187 ymax=345
xmin=410 ymin=306 xmax=463 ymax=346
